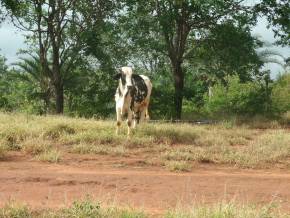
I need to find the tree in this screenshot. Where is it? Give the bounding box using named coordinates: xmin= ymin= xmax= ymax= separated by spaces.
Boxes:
xmin=0 ymin=54 xmax=7 ymax=74
xmin=4 ymin=0 xmax=86 ymax=113
xmin=187 ymin=21 xmax=261 ymax=96
xmin=123 ymin=0 xmax=256 ymax=119
xmin=256 ymin=0 xmax=290 ymax=46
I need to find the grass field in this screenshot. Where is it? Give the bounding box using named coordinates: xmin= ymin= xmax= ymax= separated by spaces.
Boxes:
xmin=0 ymin=112 xmax=289 ymax=169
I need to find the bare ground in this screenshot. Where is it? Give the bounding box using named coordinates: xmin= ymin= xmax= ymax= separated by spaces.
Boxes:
xmin=1 ymin=152 xmax=290 ymax=215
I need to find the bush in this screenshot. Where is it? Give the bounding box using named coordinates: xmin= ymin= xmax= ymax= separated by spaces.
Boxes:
xmin=271 ymin=73 xmax=290 ymax=114
xmin=203 ymin=76 xmax=270 ymax=117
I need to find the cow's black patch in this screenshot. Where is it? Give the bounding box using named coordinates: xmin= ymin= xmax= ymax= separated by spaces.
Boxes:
xmin=121 ymin=73 xmax=126 ymax=86
xmin=131 ymin=74 xmax=148 ymax=103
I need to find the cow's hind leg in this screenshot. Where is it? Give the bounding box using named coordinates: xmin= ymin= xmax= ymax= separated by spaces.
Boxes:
xmin=133 ymin=111 xmax=140 ymax=129
xmin=127 ymin=110 xmax=133 ymax=137
xmin=116 ymin=107 xmax=122 ymax=135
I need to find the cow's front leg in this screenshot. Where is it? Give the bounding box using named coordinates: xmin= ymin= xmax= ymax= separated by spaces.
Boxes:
xmin=127 ymin=110 xmax=133 ymax=137
xmin=116 ymin=107 xmax=122 ymax=135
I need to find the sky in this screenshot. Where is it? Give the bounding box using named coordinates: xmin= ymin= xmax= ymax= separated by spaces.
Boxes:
xmin=0 ymin=16 xmax=289 ymax=79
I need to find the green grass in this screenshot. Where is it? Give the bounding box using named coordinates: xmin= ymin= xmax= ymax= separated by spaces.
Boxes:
xmin=1 ymin=200 xmax=289 ymax=218
xmin=0 ymin=112 xmax=290 ymax=169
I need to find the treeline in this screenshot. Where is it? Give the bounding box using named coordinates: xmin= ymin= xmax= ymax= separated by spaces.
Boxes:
xmin=0 ymin=0 xmax=289 ymax=119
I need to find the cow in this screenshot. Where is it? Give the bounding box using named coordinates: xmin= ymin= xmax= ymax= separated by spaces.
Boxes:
xmin=114 ymin=66 xmax=152 ymax=136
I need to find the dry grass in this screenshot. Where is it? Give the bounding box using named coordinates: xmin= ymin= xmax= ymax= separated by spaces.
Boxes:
xmin=35 ymin=149 xmax=61 ymax=163
xmin=164 ymin=160 xmax=192 ymax=172
xmin=1 ymin=200 xmax=289 ymax=218
xmin=0 ymin=112 xmax=290 ymax=169
xmin=0 ymin=199 xmax=146 ymax=218
xmin=165 ymin=202 xmax=290 ymax=218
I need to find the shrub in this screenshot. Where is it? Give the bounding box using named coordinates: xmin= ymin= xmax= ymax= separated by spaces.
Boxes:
xmin=271 ymin=73 xmax=290 ymax=115
xmin=204 ymin=76 xmax=270 ymax=117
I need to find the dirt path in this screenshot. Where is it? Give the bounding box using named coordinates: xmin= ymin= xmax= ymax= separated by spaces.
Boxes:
xmin=1 ymin=152 xmax=290 ymax=214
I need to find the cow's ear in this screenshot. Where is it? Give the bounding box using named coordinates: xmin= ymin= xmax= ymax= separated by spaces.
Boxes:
xmin=113 ymin=73 xmax=121 ymax=80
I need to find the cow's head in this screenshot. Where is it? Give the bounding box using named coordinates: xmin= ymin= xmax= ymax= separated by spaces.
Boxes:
xmin=114 ymin=67 xmax=135 ymax=116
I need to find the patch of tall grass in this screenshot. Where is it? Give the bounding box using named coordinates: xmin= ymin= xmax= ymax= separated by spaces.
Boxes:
xmin=0 ymin=199 xmax=146 ymax=218
xmin=165 ymin=202 xmax=289 ymax=218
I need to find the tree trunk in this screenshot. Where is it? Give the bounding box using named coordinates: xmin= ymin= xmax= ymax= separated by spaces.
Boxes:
xmin=44 ymin=90 xmax=50 ymax=114
xmin=172 ymin=62 xmax=184 ymax=120
xmin=55 ymin=82 xmax=64 ymax=114
xmin=52 ymin=51 xmax=63 ymax=114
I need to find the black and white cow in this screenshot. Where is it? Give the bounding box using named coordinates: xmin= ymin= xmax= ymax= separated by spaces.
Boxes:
xmin=114 ymin=66 xmax=152 ymax=136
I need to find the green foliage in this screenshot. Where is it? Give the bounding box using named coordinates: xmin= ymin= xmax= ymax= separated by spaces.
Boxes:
xmin=65 ymin=68 xmax=116 ymax=118
xmin=271 ymin=73 xmax=290 ymax=114
xmin=149 ymin=68 xmax=175 ymax=119
xmin=12 ymin=54 xmax=52 ymax=114
xmin=203 ymin=76 xmax=271 ymax=117
xmin=190 ymin=22 xmax=261 ymax=83
xmin=0 ymin=55 xmax=11 ymax=110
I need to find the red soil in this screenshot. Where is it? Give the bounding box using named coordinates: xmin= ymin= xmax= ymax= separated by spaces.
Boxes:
xmin=0 ymin=152 xmax=290 ymax=215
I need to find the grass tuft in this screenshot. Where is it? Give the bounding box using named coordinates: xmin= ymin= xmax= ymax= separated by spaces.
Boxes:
xmin=44 ymin=124 xmax=75 ymax=139
xmin=22 ymin=138 xmax=52 ymax=155
xmin=36 ymin=149 xmax=61 ymax=163
xmin=0 ymin=202 xmax=30 ymax=218
xmin=165 ymin=161 xmax=192 ymax=172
